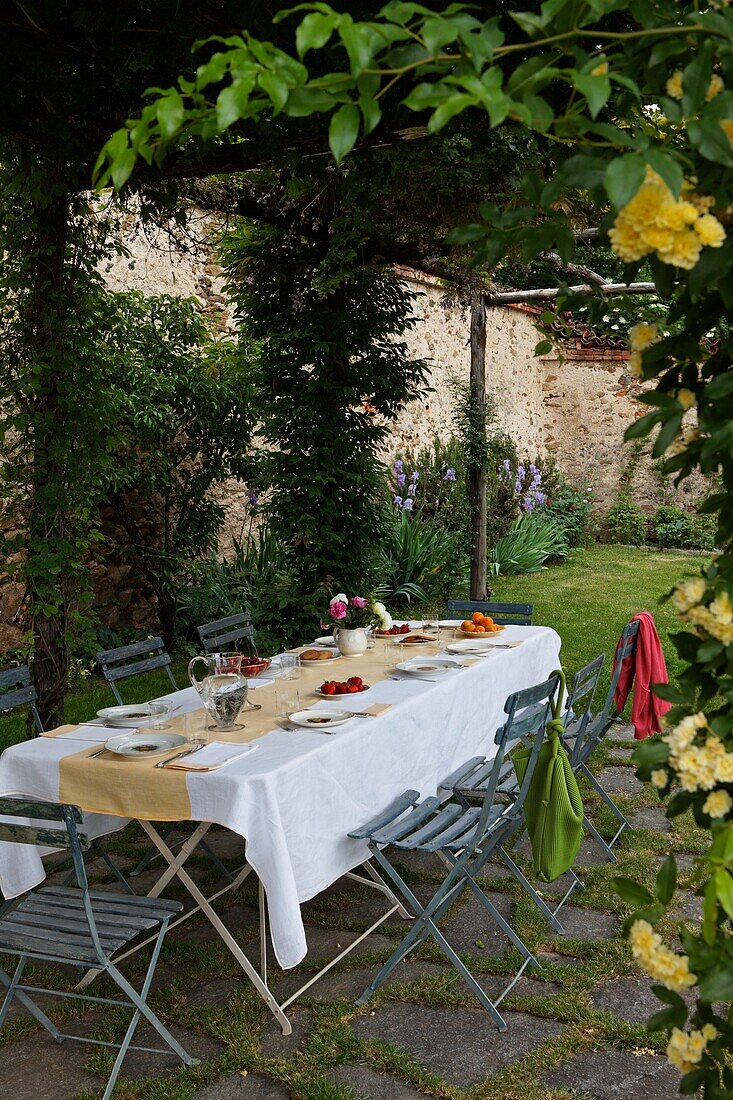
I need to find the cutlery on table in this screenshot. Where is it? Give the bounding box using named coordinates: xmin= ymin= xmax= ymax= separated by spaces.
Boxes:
xmin=88 ymin=745 xmax=108 ymax=759
xmin=155 ymin=745 xmax=204 ymax=769
xmin=389 ymin=674 xmax=438 ymax=684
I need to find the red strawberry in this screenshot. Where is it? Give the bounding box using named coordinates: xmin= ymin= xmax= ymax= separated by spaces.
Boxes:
xmin=321 ymin=682 xmax=336 ymax=695
xmin=347 ymin=676 xmax=363 ymax=687
xmin=347 ymin=683 xmax=361 ymax=693
xmin=335 ymin=683 xmax=347 ymax=694
xmin=400 ymin=623 xmax=410 ymax=633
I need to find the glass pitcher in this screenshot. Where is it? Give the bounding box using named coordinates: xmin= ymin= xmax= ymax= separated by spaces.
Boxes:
xmin=188 ymin=652 xmax=249 ymax=732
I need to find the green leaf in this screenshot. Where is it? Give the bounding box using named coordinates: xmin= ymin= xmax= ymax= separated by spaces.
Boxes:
xmin=534 ymin=339 xmax=553 ymax=355
xmin=687 ymin=117 xmax=733 ymax=167
xmin=259 ymin=72 xmax=289 ymax=112
xmin=656 ymin=855 xmax=677 ymax=905
xmin=604 ymin=155 xmax=645 ymax=210
xmin=624 ymin=410 xmax=661 ymax=442
xmin=428 ymin=93 xmax=477 ymax=133
xmin=645 ymin=149 xmax=683 ymax=198
xmin=156 ymin=93 xmax=184 ymax=140
xmin=296 ymin=11 xmax=339 ymax=58
xmin=716 ymin=868 xmax=733 ymax=919
xmin=216 ymin=76 xmax=256 ymax=129
xmin=573 ymin=72 xmax=611 ymax=119
xmin=703 ymin=877 xmax=717 ymax=945
xmin=698 ymin=962 xmax=733 ymax=1002
xmin=612 ymin=876 xmax=654 ymax=908
xmin=110 ymin=148 xmax=136 ymax=191
xmin=359 ymin=94 xmax=382 ymax=136
xmin=328 ymin=103 xmax=360 ymax=164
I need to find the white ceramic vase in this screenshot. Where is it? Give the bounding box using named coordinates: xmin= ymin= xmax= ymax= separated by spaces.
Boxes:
xmin=334 ymin=626 xmax=368 ymax=658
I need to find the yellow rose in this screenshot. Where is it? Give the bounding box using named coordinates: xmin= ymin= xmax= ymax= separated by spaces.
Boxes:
xmin=707 ymin=74 xmax=725 ymax=100
xmin=666 ymin=71 xmax=684 ymax=99
xmin=703 ymin=789 xmax=732 ymax=818
xmin=721 ymin=119 xmax=733 ymax=145
xmin=651 ymin=769 xmax=668 ymax=789
xmin=629 ymin=322 xmax=659 ymax=350
xmin=695 ymin=213 xmax=726 ymax=248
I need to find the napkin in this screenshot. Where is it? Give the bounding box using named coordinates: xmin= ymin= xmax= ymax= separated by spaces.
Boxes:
xmin=50 ymin=725 xmax=125 ymax=742
xmin=163 ymin=741 xmax=259 ymax=772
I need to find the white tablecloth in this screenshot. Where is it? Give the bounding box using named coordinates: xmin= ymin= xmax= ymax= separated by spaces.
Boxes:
xmin=0 ymin=625 xmax=561 ymax=968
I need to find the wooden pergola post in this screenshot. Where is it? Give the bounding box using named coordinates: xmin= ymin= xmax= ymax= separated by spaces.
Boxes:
xmin=469 ymin=289 xmax=488 ymax=600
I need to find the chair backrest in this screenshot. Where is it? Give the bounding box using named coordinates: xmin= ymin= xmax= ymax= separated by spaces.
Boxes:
xmin=447 ymin=600 xmax=534 ymax=626
xmin=599 ymin=618 xmax=641 ymax=727
xmin=0 ymin=797 xmax=108 ymax=961
xmin=565 ymin=654 xmax=606 ymax=765
xmin=96 ymin=637 xmax=178 ymax=706
xmin=197 ymin=613 xmax=257 ymax=655
xmin=472 ymin=673 xmax=559 ymax=843
xmin=0 ymin=666 xmax=44 ymax=737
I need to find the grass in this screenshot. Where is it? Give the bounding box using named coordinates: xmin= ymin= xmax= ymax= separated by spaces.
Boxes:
xmin=491 ymin=542 xmax=707 ymax=702
xmin=0 ymin=544 xmax=707 ymax=754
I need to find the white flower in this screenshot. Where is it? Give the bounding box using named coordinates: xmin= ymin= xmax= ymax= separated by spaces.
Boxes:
xmin=334 ymin=592 xmax=347 ymax=605
xmin=372 ymin=601 xmax=392 ymax=630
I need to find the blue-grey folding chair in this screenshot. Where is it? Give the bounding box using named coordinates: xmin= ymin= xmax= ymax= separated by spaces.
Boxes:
xmin=348 ymin=675 xmax=559 ymax=1031
xmin=441 ymin=690 xmax=584 ymax=936
xmin=197 ymin=613 xmax=258 ymax=656
xmin=96 ymin=637 xmax=178 ymax=707
xmin=0 ymin=665 xmax=43 ymax=739
xmin=446 ymin=600 xmax=534 ymax=626
xmin=96 ymin=639 xmax=232 ymax=884
xmin=0 ymin=797 xmax=197 ymax=1099
xmin=563 ymin=622 xmax=640 ymax=860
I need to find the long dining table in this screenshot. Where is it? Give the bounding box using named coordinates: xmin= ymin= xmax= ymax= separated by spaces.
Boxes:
xmin=0 ymin=623 xmax=561 ymax=1033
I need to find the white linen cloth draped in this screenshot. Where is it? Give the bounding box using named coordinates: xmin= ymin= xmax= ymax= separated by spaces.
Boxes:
xmin=0 ymin=625 xmax=560 ymax=968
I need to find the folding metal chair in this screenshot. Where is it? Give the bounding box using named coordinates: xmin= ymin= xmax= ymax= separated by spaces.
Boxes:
xmin=96 ymin=637 xmax=178 ymax=707
xmin=443 ymin=686 xmax=584 ymax=936
xmin=0 ymin=797 xmax=197 ymax=1099
xmin=0 ymin=665 xmax=44 ymax=739
xmin=96 ymin=639 xmax=232 ymax=884
xmin=563 ymin=622 xmax=640 ymax=860
xmin=348 ymin=675 xmax=559 ymax=1031
xmin=446 ymin=600 xmax=534 ymax=626
xmin=197 ymin=613 xmax=258 ymax=656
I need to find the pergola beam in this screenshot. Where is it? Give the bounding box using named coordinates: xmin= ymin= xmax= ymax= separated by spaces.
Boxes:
xmin=486 ymin=281 xmax=656 ymax=304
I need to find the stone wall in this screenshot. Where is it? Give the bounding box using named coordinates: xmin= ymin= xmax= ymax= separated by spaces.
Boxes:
xmin=0 ymin=214 xmax=707 ymax=651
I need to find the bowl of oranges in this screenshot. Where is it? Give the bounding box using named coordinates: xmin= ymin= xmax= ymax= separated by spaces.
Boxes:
xmin=458 ymin=612 xmax=504 ymax=637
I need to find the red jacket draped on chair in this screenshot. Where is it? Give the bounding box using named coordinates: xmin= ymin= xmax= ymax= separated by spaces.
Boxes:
xmin=613 ymin=611 xmax=671 ymax=740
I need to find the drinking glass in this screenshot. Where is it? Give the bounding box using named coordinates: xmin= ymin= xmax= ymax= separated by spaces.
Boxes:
xmin=275 ymin=682 xmax=300 ymax=723
xmin=278 ymin=654 xmax=300 ymax=681
xmin=150 ymin=701 xmax=172 ymax=730
xmin=379 ymin=637 xmax=402 ymax=672
xmin=184 ymin=709 xmax=209 ymax=748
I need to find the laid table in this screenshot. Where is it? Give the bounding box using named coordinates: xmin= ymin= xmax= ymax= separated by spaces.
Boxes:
xmin=0 ymin=624 xmax=561 ymax=1033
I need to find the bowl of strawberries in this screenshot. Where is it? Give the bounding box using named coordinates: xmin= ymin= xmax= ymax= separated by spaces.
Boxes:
xmin=375 ymin=624 xmax=411 ymax=636
xmin=237 ymin=655 xmax=271 ymax=677
xmin=317 ymin=676 xmax=368 ymax=697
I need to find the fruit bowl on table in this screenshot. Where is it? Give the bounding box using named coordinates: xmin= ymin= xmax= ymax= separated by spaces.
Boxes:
xmin=239 ymin=656 xmax=272 ymax=677
xmin=317 ymin=676 xmax=368 ymax=697
xmin=458 ymin=614 xmax=504 ymax=637
xmin=375 ymin=624 xmax=412 ymax=637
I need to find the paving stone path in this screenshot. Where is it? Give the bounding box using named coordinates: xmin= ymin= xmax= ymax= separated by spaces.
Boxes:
xmin=0 ymin=725 xmax=702 ymax=1099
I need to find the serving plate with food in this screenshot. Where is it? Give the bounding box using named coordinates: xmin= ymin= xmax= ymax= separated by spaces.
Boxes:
xmin=96 ymin=703 xmax=169 ymax=729
xmin=288 ymin=709 xmax=354 ymax=730
xmin=316 ymin=676 xmax=368 ymax=696
xmin=395 ymin=657 xmax=462 ymax=677
xmin=457 ymin=612 xmax=504 ymax=636
xmin=394 ymin=632 xmax=438 ymax=646
xmin=298 ymin=647 xmax=341 ymax=663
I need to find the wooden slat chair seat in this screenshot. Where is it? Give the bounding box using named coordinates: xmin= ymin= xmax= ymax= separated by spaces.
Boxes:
xmin=348 ymin=675 xmax=559 ymax=1032
xmin=0 ymin=666 xmax=43 ymax=738
xmin=0 ymin=797 xmax=196 ymax=1099
xmin=197 ymin=613 xmax=257 ymax=655
xmin=96 ymin=637 xmax=178 ymax=706
xmin=442 ymin=693 xmax=584 ymax=934
xmin=446 ymin=600 xmax=534 ymax=626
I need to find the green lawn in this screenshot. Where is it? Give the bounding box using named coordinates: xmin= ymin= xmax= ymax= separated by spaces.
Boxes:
xmin=492 ymin=542 xmax=706 ymax=701
xmin=0 ymin=544 xmax=707 ymax=754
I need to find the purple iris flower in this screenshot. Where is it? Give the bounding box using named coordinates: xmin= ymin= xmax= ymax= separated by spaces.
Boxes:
xmin=443 ymin=468 xmax=457 ymax=482
xmin=393 ymin=459 xmax=403 ymax=474
xmin=407 ymin=483 xmax=416 ymax=497
xmin=410 ymin=471 xmax=419 ymax=483
xmin=393 ymin=495 xmax=403 ymax=507
xmin=535 ymin=491 xmax=546 ymax=505
xmin=403 ymin=498 xmax=414 ymax=512
xmin=247 ymin=490 xmax=259 ymax=506
xmin=397 ymin=473 xmax=406 ymax=487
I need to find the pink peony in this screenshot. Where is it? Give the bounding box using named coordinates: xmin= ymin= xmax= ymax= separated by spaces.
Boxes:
xmin=350 ymin=596 xmax=367 ymax=608
xmin=330 ymin=599 xmax=348 ymax=620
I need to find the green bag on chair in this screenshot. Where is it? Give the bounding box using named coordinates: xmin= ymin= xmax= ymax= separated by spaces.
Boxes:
xmin=513 ymin=669 xmax=584 ymax=883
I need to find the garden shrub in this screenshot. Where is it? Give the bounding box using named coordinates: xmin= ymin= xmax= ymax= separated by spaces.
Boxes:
xmin=534 ymin=463 xmax=594 ymax=548
xmin=376 ymin=510 xmax=467 ymax=606
xmin=606 ymin=492 xmax=647 ymax=546
xmin=492 ymin=511 xmax=569 ymax=576
xmin=654 ymin=506 xmax=717 ymax=552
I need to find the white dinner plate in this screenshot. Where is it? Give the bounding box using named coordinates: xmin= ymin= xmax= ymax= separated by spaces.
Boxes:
xmin=447 ymin=639 xmax=502 ymax=654
xmin=288 ymin=709 xmax=354 ymax=730
xmin=96 ymin=702 xmax=168 ymax=728
xmin=396 ymin=657 xmax=462 ymax=676
xmin=314 ymin=685 xmax=370 ymax=698
xmin=104 ymin=732 xmax=186 ymax=758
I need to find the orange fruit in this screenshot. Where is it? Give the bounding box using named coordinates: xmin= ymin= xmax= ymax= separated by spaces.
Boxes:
xmin=461 ymin=620 xmax=473 ymax=632
xmin=474 ymin=624 xmax=486 ymax=633
xmin=472 ymin=612 xmax=484 ymax=624
xmin=465 ymin=623 xmax=476 ymax=633
xmin=491 ymin=625 xmax=500 ymax=633
xmin=482 ymin=615 xmax=494 ymax=626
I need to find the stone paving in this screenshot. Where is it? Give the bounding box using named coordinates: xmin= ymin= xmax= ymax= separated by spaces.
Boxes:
xmin=0 ymin=724 xmax=706 ymax=1099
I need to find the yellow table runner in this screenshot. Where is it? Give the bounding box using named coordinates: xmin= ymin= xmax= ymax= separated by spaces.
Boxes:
xmin=55 ymin=642 xmax=425 ymax=820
